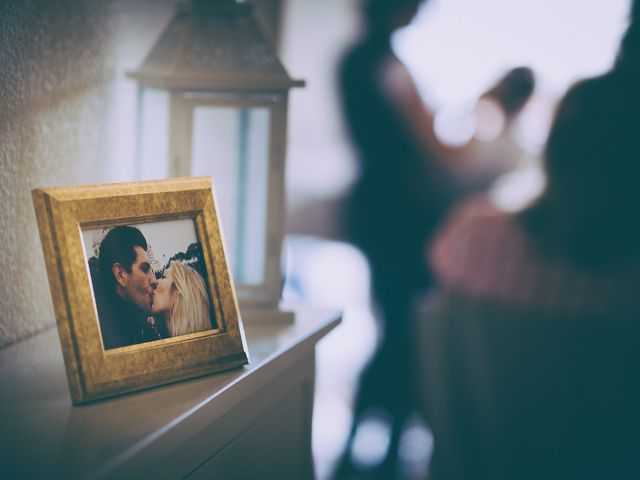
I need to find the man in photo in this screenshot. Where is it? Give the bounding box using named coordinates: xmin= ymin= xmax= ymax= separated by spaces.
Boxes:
xmin=92 ymin=226 xmax=166 ymax=349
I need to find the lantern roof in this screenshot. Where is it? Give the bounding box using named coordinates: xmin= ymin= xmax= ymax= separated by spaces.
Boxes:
xmin=128 ymin=1 xmax=304 ymax=91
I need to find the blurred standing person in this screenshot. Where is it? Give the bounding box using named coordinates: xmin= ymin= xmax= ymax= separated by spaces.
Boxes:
xmin=336 ymin=0 xmax=456 ymax=477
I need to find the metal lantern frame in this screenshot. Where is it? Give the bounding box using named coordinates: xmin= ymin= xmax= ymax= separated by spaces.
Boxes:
xmin=129 ymin=0 xmax=304 ymax=309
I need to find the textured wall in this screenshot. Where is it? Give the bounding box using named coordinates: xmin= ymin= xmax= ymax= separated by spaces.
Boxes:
xmin=0 ymin=0 xmax=114 ymax=348
xmin=0 ymin=0 xmax=290 ymax=348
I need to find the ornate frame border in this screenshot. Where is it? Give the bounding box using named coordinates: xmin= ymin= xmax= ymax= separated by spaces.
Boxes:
xmin=32 ymin=177 xmax=248 ymax=404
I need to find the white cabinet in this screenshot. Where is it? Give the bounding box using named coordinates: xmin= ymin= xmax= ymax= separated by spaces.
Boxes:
xmin=0 ymin=308 xmax=340 ymax=479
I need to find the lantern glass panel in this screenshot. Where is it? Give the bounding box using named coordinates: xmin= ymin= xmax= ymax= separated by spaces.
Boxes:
xmin=191 ymin=105 xmax=270 ymax=286
xmin=138 ymin=87 xmax=170 ymax=180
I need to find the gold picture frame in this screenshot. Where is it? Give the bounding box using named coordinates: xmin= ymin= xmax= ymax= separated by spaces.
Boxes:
xmin=32 ymin=177 xmax=248 ymax=405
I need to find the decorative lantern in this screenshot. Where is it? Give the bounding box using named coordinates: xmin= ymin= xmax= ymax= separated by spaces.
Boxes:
xmin=128 ymin=0 xmax=304 ymax=317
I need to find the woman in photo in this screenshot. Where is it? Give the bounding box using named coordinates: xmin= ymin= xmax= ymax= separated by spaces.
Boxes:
xmin=152 ymin=260 xmax=212 ymax=336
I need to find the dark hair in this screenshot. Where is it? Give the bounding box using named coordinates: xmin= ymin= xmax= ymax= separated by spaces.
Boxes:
xmin=519 ymin=69 xmax=640 ymax=269
xmin=99 ymin=226 xmax=148 ymax=291
xmin=363 ymin=0 xmax=425 ymax=29
xmin=617 ymin=0 xmax=640 ymax=65
xmin=519 ymin=0 xmax=640 ymax=269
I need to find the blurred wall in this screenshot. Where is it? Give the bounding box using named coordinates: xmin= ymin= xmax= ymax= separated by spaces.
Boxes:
xmin=280 ymin=0 xmax=359 ymax=237
xmin=0 ymin=0 xmax=115 ymax=348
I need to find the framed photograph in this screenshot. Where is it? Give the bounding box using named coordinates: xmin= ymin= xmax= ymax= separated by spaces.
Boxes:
xmin=32 ymin=177 xmax=248 ymax=405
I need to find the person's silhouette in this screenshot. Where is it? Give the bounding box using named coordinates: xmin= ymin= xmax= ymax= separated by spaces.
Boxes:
xmin=336 ymin=0 xmax=453 ymax=476
xmin=421 ymin=1 xmax=640 ymax=478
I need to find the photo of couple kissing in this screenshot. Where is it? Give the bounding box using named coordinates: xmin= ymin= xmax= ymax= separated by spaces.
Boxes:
xmin=86 ymin=224 xmax=216 ymax=350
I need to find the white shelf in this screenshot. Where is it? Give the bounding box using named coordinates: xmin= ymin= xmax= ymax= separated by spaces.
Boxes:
xmin=0 ymin=307 xmax=341 ymax=479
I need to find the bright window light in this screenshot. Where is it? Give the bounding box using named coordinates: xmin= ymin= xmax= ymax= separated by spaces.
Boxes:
xmin=394 ymin=0 xmax=631 ymax=107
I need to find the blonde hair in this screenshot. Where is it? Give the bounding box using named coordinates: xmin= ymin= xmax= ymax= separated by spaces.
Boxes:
xmin=166 ymin=261 xmax=212 ymax=337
